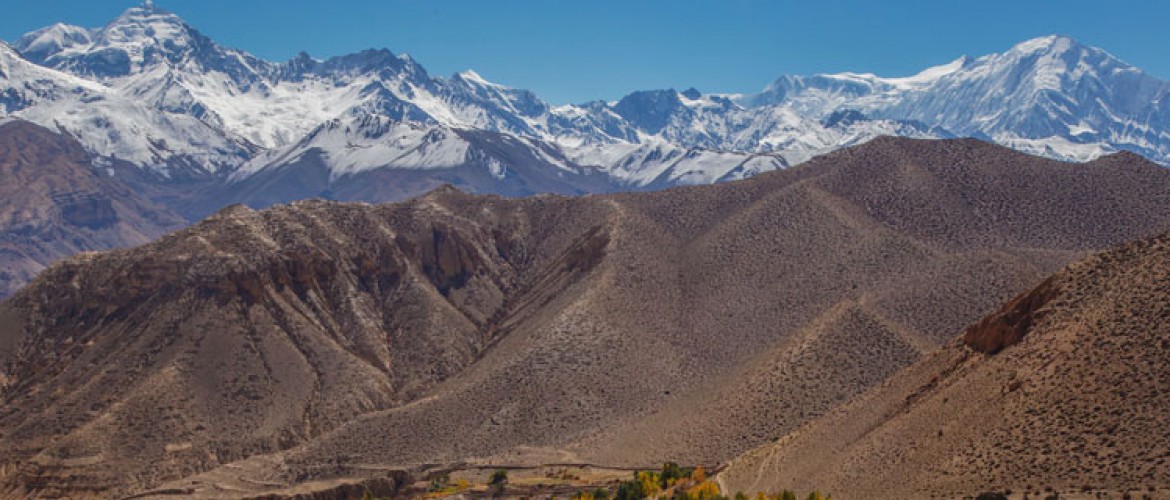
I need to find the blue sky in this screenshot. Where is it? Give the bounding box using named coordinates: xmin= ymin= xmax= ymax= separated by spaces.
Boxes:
xmin=2 ymin=1 xmax=1167 ymax=104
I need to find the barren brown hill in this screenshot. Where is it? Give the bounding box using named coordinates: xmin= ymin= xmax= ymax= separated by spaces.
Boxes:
xmin=719 ymin=231 xmax=1170 ymax=499
xmin=2 ymin=137 xmax=1170 ymax=498
xmin=0 ymin=119 xmax=187 ymax=298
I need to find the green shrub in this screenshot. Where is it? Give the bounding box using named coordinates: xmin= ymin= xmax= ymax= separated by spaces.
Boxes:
xmin=660 ymin=462 xmax=691 ymax=489
xmin=489 ymin=469 xmax=508 ymax=492
xmin=427 ymin=473 xmax=450 ymax=492
xmin=615 ymin=477 xmax=646 ymax=500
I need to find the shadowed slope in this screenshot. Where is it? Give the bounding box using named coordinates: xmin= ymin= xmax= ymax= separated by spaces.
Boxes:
xmin=0 ymin=119 xmax=187 ymax=298
xmin=3 ymin=137 xmax=1170 ymax=498
xmin=0 ymin=189 xmax=618 ymax=496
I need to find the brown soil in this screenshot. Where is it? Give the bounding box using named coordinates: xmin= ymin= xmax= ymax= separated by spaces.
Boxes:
xmin=720 ymin=231 xmax=1170 ymax=499
xmin=3 ymin=137 xmax=1170 ymax=498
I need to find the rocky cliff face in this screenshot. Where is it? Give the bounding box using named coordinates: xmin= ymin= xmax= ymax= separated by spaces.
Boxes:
xmin=962 ymin=276 xmax=1059 ymax=354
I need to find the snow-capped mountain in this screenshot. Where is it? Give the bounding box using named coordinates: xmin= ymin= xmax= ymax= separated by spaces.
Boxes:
xmin=2 ymin=4 xmax=1169 ymax=207
xmin=750 ymin=35 xmax=1170 ymax=163
xmin=0 ymin=4 xmax=934 ymax=186
xmin=0 ymin=40 xmax=250 ymax=176
xmin=208 ymin=112 xmax=619 ymax=210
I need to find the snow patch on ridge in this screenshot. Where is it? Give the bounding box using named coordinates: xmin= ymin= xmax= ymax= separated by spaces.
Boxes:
xmin=233 ymin=117 xmax=470 ymax=181
xmin=884 ymin=56 xmax=971 ymax=88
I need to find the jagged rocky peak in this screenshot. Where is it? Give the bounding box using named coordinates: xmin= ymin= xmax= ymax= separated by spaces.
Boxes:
xmin=327 ymin=48 xmax=400 ymax=74
xmin=276 ymin=47 xmax=432 ymax=85
xmin=612 ymin=89 xmax=686 ymax=133
xmin=275 ymin=50 xmax=319 ymax=78
xmin=84 ymin=4 xmax=195 ymax=69
xmin=452 ymin=69 xmax=492 ymax=86
xmin=18 ymin=1 xmax=272 ymax=83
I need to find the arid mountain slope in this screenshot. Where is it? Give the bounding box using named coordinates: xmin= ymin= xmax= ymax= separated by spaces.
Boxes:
xmin=2 ymin=138 xmax=1170 ymax=498
xmin=0 ymin=188 xmax=617 ymax=497
xmin=0 ymin=119 xmax=187 ymax=298
xmin=719 ymin=231 xmax=1170 ymax=499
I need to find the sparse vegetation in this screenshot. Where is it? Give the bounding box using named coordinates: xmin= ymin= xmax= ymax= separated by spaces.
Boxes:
xmin=428 ymin=473 xmax=450 ymax=492
xmin=422 ymin=472 xmax=470 ymax=498
xmin=573 ymin=488 xmax=612 ymax=500
xmin=602 ymin=463 xmax=827 ymax=500
xmin=489 ymin=469 xmax=509 ymax=491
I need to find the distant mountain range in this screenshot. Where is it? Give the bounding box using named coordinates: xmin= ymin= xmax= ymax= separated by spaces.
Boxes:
xmin=2 ymin=4 xmax=1168 ymax=214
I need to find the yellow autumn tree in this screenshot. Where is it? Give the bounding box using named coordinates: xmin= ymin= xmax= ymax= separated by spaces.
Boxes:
xmin=686 ymin=480 xmax=721 ymax=500
xmin=690 ymin=465 xmax=707 ymax=483
xmin=637 ymin=471 xmax=662 ymax=497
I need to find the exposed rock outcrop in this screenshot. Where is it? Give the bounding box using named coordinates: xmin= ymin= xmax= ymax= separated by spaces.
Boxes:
xmin=963 ymin=276 xmax=1059 ymax=354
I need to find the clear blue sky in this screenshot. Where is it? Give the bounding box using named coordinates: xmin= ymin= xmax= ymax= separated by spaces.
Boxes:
xmin=2 ymin=1 xmax=1167 ymax=104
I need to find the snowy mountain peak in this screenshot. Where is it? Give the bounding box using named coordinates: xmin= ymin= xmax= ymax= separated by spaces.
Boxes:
xmin=995 ymin=35 xmax=1135 ymax=77
xmin=3 ymin=13 xmax=1168 ymax=196
xmin=1008 ymin=34 xmax=1082 ymax=56
xmin=100 ymin=4 xmax=190 ymax=44
xmin=11 ymin=23 xmax=93 ymax=64
xmin=314 ymin=48 xmax=411 ymax=77
xmin=17 ymin=3 xmax=274 ymax=85
xmin=88 ymin=5 xmax=205 ymax=71
xmin=455 ymin=69 xmax=494 ymax=87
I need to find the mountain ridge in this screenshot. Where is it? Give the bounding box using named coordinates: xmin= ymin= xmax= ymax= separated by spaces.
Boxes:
xmin=4 ymin=6 xmax=1169 ymax=198
xmin=3 ymin=5 xmax=1170 ymax=301
xmin=4 ymin=137 xmax=1170 ymax=497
